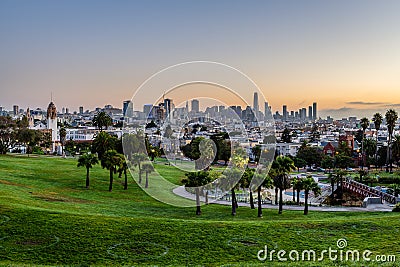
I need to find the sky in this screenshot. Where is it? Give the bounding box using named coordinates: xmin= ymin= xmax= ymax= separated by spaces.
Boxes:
xmin=1 ymin=0 xmax=400 ymax=119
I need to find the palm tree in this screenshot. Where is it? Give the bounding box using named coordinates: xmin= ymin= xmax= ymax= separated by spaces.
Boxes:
xmin=182 ymin=171 xmax=212 ymax=215
xmin=91 ymin=131 xmax=117 ymax=160
xmin=392 ymin=135 xmax=400 ymax=168
xmin=252 ymin=171 xmax=273 ymax=217
xmin=360 ymin=117 xmax=370 ymax=170
xmin=77 ymin=153 xmax=98 ymax=189
xmin=271 ymin=156 xmax=296 ymax=214
xmin=59 ymin=127 xmax=66 ymax=157
xmin=292 ymin=177 xmax=304 ymax=205
xmin=117 ymin=161 xmax=129 ymax=190
xmin=372 ymin=113 xmax=383 ymax=169
xmin=240 ymin=168 xmax=255 ymax=209
xmin=224 ymin=168 xmax=242 ymax=216
xmin=301 ymin=176 xmax=321 ymax=215
xmin=141 ymin=162 xmax=155 ymax=188
xmin=131 ymin=153 xmax=147 ymax=184
xmin=101 ymin=150 xmax=124 ymax=192
xmin=385 ymin=109 xmax=398 ymax=173
xmin=92 ymin=111 xmax=112 ymax=131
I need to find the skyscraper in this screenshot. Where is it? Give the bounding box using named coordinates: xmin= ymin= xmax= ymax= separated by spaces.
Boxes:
xmin=253 ymin=92 xmax=259 ymax=112
xmin=283 ymin=105 xmax=287 ymax=121
xmin=164 ymin=98 xmax=174 ymax=119
xmin=191 ymin=99 xmax=199 ymax=113
xmin=264 ymin=102 xmax=269 ymax=114
xmin=143 ymin=104 xmax=153 ymax=119
xmin=79 ymin=106 xmax=84 ymax=114
xmin=13 ymin=105 xmax=19 ymax=116
xmin=123 ymin=100 xmax=133 ymax=117
xmin=313 ymin=102 xmax=317 ymax=120
xmin=308 ymin=106 xmax=312 ymax=120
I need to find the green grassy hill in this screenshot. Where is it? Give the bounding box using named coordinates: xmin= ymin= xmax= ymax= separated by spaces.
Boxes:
xmin=0 ymin=154 xmax=399 ymax=266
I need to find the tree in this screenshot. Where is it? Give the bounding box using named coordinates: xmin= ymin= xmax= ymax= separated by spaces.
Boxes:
xmin=240 ymin=168 xmax=255 ymax=209
xmin=293 ymin=157 xmax=307 ymax=172
xmin=331 ymin=169 xmax=348 ymax=199
xmin=0 ymin=116 xmax=17 ymax=154
xmin=101 ymin=150 xmax=124 ymax=192
xmin=321 ymin=156 xmax=334 ymax=173
xmin=281 ymin=128 xmax=291 ymax=143
xmin=309 ymin=124 xmax=320 ymax=142
xmin=59 ymin=127 xmax=67 ymax=157
xmin=251 ymin=171 xmax=273 ymax=217
xmin=91 ymin=131 xmax=117 ymax=160
xmin=92 ymin=111 xmax=112 ymax=131
xmin=182 ymin=171 xmax=212 ymax=215
xmin=117 ymin=161 xmax=129 ymax=190
xmin=392 ymin=135 xmax=400 ymax=168
xmin=141 ymin=162 xmax=154 ymax=188
xmin=301 ymin=176 xmax=321 ymax=215
xmin=77 ymin=153 xmax=99 ymax=188
xmin=18 ymin=128 xmax=39 ymax=156
xmin=292 ymin=177 xmax=304 ymax=205
xmin=223 ymin=167 xmax=242 ymax=216
xmin=360 ymin=117 xmax=370 ymax=169
xmin=271 ymin=156 xmax=295 ymax=214
xmin=296 ymin=142 xmax=323 ymax=167
xmin=372 ymin=113 xmax=383 ymax=169
xmin=385 ymin=109 xmax=398 ymax=173
xmin=251 ymin=145 xmax=261 ymax=163
xmin=131 ymin=153 xmax=147 ymax=184
xmin=387 ymin=184 xmax=400 ymax=197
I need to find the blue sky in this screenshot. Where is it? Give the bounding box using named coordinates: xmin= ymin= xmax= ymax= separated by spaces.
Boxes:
xmin=1 ymin=0 xmax=400 ymax=118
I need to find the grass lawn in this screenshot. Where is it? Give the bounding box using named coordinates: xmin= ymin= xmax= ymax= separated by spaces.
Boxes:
xmin=0 ymin=154 xmax=400 ymax=266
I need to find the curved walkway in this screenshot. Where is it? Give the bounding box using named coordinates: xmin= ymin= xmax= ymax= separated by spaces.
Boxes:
xmin=172 ymin=186 xmax=393 ymax=212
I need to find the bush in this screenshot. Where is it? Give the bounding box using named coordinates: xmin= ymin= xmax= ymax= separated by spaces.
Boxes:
xmin=378 ymin=175 xmax=400 ymax=185
xmin=392 ymin=203 xmax=400 ymax=212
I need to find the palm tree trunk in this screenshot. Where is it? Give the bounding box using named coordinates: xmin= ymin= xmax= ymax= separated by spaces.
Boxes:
xmin=145 ymin=172 xmax=149 ymax=188
xmin=205 ymin=191 xmax=208 ymax=205
xmin=86 ymin=167 xmax=90 ymax=189
xmin=124 ymin=169 xmax=128 ymax=190
xmin=257 ymin=186 xmax=262 ymax=217
xmin=361 ymin=133 xmax=364 ymax=170
xmin=274 ymin=187 xmax=278 ymax=205
xmin=304 ymin=190 xmax=309 ymax=215
xmin=250 ymin=191 xmax=255 ymax=209
xmin=109 ymin=168 xmax=113 ymax=192
xmin=278 ymin=188 xmax=283 ymax=214
xmin=231 ymin=188 xmax=236 ymax=216
xmin=292 ymin=188 xmax=295 ymax=202
xmin=386 ymin=135 xmax=391 ymax=172
xmin=195 ymin=188 xmax=201 ymax=215
xmin=297 ymin=189 xmax=300 ymax=205
xmin=375 ymin=132 xmax=379 ymax=170
xmin=138 ymin=166 xmax=142 ymax=184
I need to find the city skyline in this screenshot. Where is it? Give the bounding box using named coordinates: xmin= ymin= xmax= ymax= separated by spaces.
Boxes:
xmin=1 ymin=1 xmax=400 ymax=119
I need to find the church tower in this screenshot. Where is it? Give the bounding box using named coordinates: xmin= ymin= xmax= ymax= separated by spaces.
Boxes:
xmin=47 ymin=101 xmax=58 ymax=152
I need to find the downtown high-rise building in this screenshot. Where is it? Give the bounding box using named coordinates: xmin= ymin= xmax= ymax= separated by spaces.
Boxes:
xmin=191 ymin=99 xmax=199 ymax=113
xmin=253 ymin=92 xmax=259 ymax=112
xmin=123 ymin=100 xmax=134 ymax=117
xmin=313 ymin=102 xmax=317 ymax=120
xmin=282 ymin=105 xmax=287 ymax=121
xmin=79 ymin=106 xmax=84 ymax=114
xmin=13 ymin=105 xmax=19 ymax=116
xmin=308 ymin=106 xmax=313 ymax=120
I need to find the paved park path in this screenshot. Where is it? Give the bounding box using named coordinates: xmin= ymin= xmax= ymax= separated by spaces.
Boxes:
xmin=173 ymin=186 xmax=393 ymax=212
